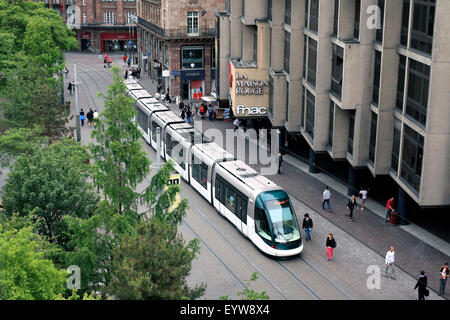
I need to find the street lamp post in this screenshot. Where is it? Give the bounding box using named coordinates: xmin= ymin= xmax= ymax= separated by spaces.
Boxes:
xmin=74 ymin=59 xmax=81 ymax=142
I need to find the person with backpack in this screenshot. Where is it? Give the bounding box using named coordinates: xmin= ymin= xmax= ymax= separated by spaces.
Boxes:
xmin=302 ymin=214 xmax=313 ymax=241
xmin=346 ymin=195 xmax=357 ymax=222
xmin=86 ymin=108 xmax=94 ymax=127
xmin=326 ymin=233 xmax=336 ymax=261
xmin=127 ymin=57 xmax=131 ymax=68
xmin=233 ymin=118 xmax=240 ymax=132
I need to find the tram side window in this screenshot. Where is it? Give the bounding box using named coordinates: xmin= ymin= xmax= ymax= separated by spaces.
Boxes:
xmin=236 ymin=195 xmax=248 ymax=224
xmin=225 ymin=185 xmax=236 ymax=213
xmin=177 ymin=147 xmax=185 ymax=170
xmin=151 ymin=121 xmax=160 ymax=142
xmin=254 ymin=206 xmax=271 ymax=241
xmin=166 ymin=133 xmax=172 ymax=156
xmin=191 ymin=155 xmax=208 ymax=189
xmin=138 ymin=109 xmax=148 ymax=132
xmin=215 ymin=176 xmax=226 ymax=204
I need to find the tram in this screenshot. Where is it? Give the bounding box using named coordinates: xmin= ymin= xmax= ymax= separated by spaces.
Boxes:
xmin=125 ymin=81 xmax=303 ymax=257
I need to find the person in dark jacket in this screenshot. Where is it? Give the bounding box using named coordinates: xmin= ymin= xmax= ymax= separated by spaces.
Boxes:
xmin=180 ymin=108 xmax=186 ymax=120
xmin=278 ymin=153 xmax=283 ymax=174
xmin=346 ymin=195 xmax=357 ymax=222
xmin=86 ymin=108 xmax=94 ymax=127
xmin=68 ymin=81 xmax=73 ymax=95
xmin=326 ymin=233 xmax=336 ymax=261
xmin=302 ymin=214 xmax=313 ymax=241
xmin=414 ymin=271 xmax=428 ymax=300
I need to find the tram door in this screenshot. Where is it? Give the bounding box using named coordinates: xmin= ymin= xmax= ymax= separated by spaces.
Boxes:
xmin=236 ymin=195 xmax=248 ymax=236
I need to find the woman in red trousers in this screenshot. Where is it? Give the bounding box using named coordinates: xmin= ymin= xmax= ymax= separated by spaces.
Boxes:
xmin=326 ymin=233 xmax=336 ymax=261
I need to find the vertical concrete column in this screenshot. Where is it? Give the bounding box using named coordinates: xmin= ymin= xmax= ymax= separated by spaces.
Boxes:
xmin=309 ymin=147 xmax=318 ymax=173
xmin=241 ymin=25 xmax=254 ymax=62
xmin=218 ymin=13 xmax=231 ymax=101
xmin=270 ymin=0 xmax=284 ymax=72
xmin=230 ymin=0 xmax=243 ymax=59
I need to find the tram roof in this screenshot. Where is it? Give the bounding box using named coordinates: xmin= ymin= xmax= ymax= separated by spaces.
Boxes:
xmin=129 ymin=89 xmax=152 ymax=100
xmin=153 ymin=110 xmax=185 ymax=124
xmin=193 ymin=142 xmax=234 ymax=162
xmin=125 ymin=83 xmax=143 ymax=91
xmin=125 ymin=78 xmax=138 ymax=85
xmin=139 ymin=97 xmax=160 ymax=105
xmin=219 ymin=160 xmax=278 ymax=191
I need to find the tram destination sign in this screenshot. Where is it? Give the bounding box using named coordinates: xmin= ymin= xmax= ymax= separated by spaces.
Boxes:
xmin=235 ymin=72 xmax=269 ymax=95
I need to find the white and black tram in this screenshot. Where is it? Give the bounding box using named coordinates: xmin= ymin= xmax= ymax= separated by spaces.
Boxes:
xmin=125 ymin=86 xmax=303 ymax=257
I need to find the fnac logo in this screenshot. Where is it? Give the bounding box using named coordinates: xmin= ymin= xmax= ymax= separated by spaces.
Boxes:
xmin=228 ymin=63 xmax=233 ymax=88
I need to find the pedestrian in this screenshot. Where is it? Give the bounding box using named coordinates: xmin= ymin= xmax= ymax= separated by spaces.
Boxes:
xmin=87 ymin=108 xmax=94 ymax=127
xmin=200 ymin=103 xmax=206 ymax=119
xmin=194 ymin=103 xmax=199 ymax=117
xmin=326 ymin=233 xmax=336 ymax=261
xmin=68 ymin=81 xmax=73 ymax=96
xmin=322 ymin=186 xmax=332 ymax=212
xmin=439 ymin=263 xmax=449 ymax=296
xmin=137 ymin=67 xmax=141 ymax=79
xmin=180 ymin=107 xmax=186 ymax=120
xmin=385 ymin=197 xmax=395 ymax=222
xmin=127 ymin=57 xmax=131 ymax=68
xmin=165 ymin=88 xmax=171 ymax=103
xmin=131 ymin=67 xmax=136 ymax=78
xmin=93 ymin=109 xmax=99 ymax=121
xmin=346 ymin=195 xmax=357 ymax=222
xmin=302 ymin=214 xmax=313 ymax=241
xmin=384 ymin=246 xmax=396 ymax=280
xmin=208 ymin=104 xmax=213 ymax=121
xmin=123 ymin=55 xmax=127 ymax=65
xmin=80 ymin=109 xmax=86 ymax=126
xmin=64 ymin=67 xmax=69 ymax=79
xmin=124 ymin=69 xmax=128 ymax=80
xmin=186 ymin=107 xmax=192 ymax=124
xmin=107 ymin=57 xmax=111 ymax=68
xmin=414 ymin=271 xmax=428 ymax=300
xmin=278 ymin=153 xmax=283 ymax=174
xmin=359 ymin=187 xmax=368 ymax=210
xmin=179 ymin=100 xmax=185 ymax=113
xmin=233 ymin=118 xmax=240 ymax=132
xmin=157 ymin=82 xmax=162 ymax=93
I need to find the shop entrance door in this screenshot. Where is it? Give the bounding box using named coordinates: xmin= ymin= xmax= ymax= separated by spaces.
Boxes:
xmin=182 ymin=80 xmax=190 ymax=100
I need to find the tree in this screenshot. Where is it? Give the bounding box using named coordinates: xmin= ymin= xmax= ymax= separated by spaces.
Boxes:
xmin=2 ymin=138 xmax=99 ymax=250
xmin=0 ymin=225 xmax=67 ymax=300
xmin=106 ymin=217 xmax=205 ymax=300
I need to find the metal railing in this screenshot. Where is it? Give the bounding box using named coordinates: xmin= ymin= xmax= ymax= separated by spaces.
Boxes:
xmin=138 ymin=17 xmax=215 ymax=39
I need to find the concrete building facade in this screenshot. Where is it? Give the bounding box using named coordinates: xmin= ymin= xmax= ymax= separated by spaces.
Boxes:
xmin=216 ymin=0 xmax=450 ymax=213
xmin=136 ymin=0 xmax=225 ymax=97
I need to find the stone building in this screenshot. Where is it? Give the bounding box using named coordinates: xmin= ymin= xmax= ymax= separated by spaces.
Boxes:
xmin=136 ymin=0 xmax=225 ymax=97
xmin=216 ymin=0 xmax=450 ymax=217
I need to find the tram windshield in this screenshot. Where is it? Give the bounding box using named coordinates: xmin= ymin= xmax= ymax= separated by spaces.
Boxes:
xmin=260 ymin=191 xmax=301 ymax=243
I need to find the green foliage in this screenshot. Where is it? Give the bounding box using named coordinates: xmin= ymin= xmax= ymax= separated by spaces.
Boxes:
xmin=2 ymin=138 xmax=99 ymax=250
xmin=0 ymin=225 xmax=67 ymax=300
xmin=221 ymin=272 xmax=270 ymax=300
xmin=106 ymin=217 xmax=206 ymax=300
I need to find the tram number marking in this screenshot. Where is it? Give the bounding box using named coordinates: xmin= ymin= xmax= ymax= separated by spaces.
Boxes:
xmin=224 ymin=304 xmax=270 ymax=315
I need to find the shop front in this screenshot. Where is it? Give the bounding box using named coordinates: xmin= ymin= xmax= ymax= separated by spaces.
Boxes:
xmin=101 ymin=32 xmax=137 ymax=53
xmin=80 ymin=32 xmax=92 ymax=51
xmin=181 ymin=69 xmax=205 ymax=100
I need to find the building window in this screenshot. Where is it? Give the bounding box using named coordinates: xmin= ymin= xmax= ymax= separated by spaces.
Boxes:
xmin=353 ymin=0 xmax=360 ymax=40
xmin=268 ymin=0 xmax=272 ymax=21
xmin=333 ymin=0 xmax=339 ymax=37
xmin=400 ymin=0 xmax=410 ymax=46
xmin=331 ymin=44 xmax=343 ymax=99
xmin=406 ymin=59 xmax=430 ymax=126
xmin=391 ymin=119 xmax=401 ymax=173
xmin=126 ymin=12 xmax=136 ymax=24
xmin=305 ymin=0 xmax=309 ymax=29
xmin=181 ymin=46 xmax=203 ymax=69
xmin=104 ymin=12 xmax=115 ymax=24
xmin=305 ymin=90 xmax=315 ymax=141
xmin=285 ymin=81 xmax=289 ymax=122
xmin=187 ymin=11 xmax=199 ymax=35
xmin=376 ymin=0 xmax=385 ymax=43
xmin=348 ymin=110 xmax=355 ymax=156
xmin=211 ymin=44 xmax=215 ymax=68
xmin=253 ymin=27 xmax=258 ymax=63
xmin=410 ymin=0 xmax=435 ymax=55
xmin=401 ymin=125 xmax=424 ymax=193
xmin=372 ymin=50 xmax=382 ymax=106
xmin=309 ymin=0 xmax=319 ymax=33
xmin=83 ymin=12 xmax=87 ymax=24
xmin=285 ymin=0 xmax=291 ymax=26
xmin=82 ymin=0 xmax=86 ymax=5
xmin=303 ymin=35 xmax=307 ymax=79
xmin=284 ymin=31 xmax=290 ymax=73
xmin=328 ymin=101 xmax=334 ymax=148
xmin=300 ymin=86 xmax=305 ymax=129
xmin=369 ymin=112 xmax=377 ymax=163
xmin=307 ymin=37 xmax=317 ymax=88
xmin=396 ymin=55 xmax=406 ymax=112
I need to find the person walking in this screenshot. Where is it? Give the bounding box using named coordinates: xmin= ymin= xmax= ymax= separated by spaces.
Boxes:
xmin=384 ymin=246 xmax=396 ymax=279
xmin=127 ymin=57 xmax=131 ymax=68
xmin=87 ymin=108 xmax=94 ymax=127
xmin=346 ymin=195 xmax=357 ymax=222
xmin=179 ymin=100 xmax=185 ymax=114
xmin=385 ymin=197 xmax=395 ymax=222
xmin=123 ymin=55 xmax=127 ymax=65
xmin=194 ymin=103 xmax=199 ymax=117
xmin=302 ymin=214 xmax=313 ymax=241
xmin=439 ymin=263 xmax=449 ymax=296
xmin=180 ymin=107 xmax=186 ymax=121
xmin=278 ymin=153 xmax=283 ymax=174
xmin=68 ymin=81 xmax=73 ymax=96
xmin=359 ymin=187 xmax=368 ymax=210
xmin=200 ymin=103 xmax=206 ymax=119
xmin=80 ymin=109 xmax=86 ymax=127
xmin=326 ymin=233 xmax=336 ymax=261
xmin=233 ymin=118 xmax=240 ymax=132
xmin=157 ymin=82 xmax=162 ymax=94
xmin=64 ymin=67 xmax=69 ymax=79
xmin=322 ymin=186 xmax=332 ymax=212
xmin=208 ymin=104 xmax=213 ymax=121
xmin=124 ymin=69 xmax=128 ymax=80
xmin=414 ymin=271 xmax=428 ymax=300
xmin=93 ymin=109 xmax=99 ymax=122
xmin=186 ymin=107 xmax=192 ymax=124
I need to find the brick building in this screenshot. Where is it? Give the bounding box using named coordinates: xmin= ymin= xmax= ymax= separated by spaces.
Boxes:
xmin=136 ymin=0 xmax=225 ymax=98
xmin=36 ymin=0 xmax=137 ymax=53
